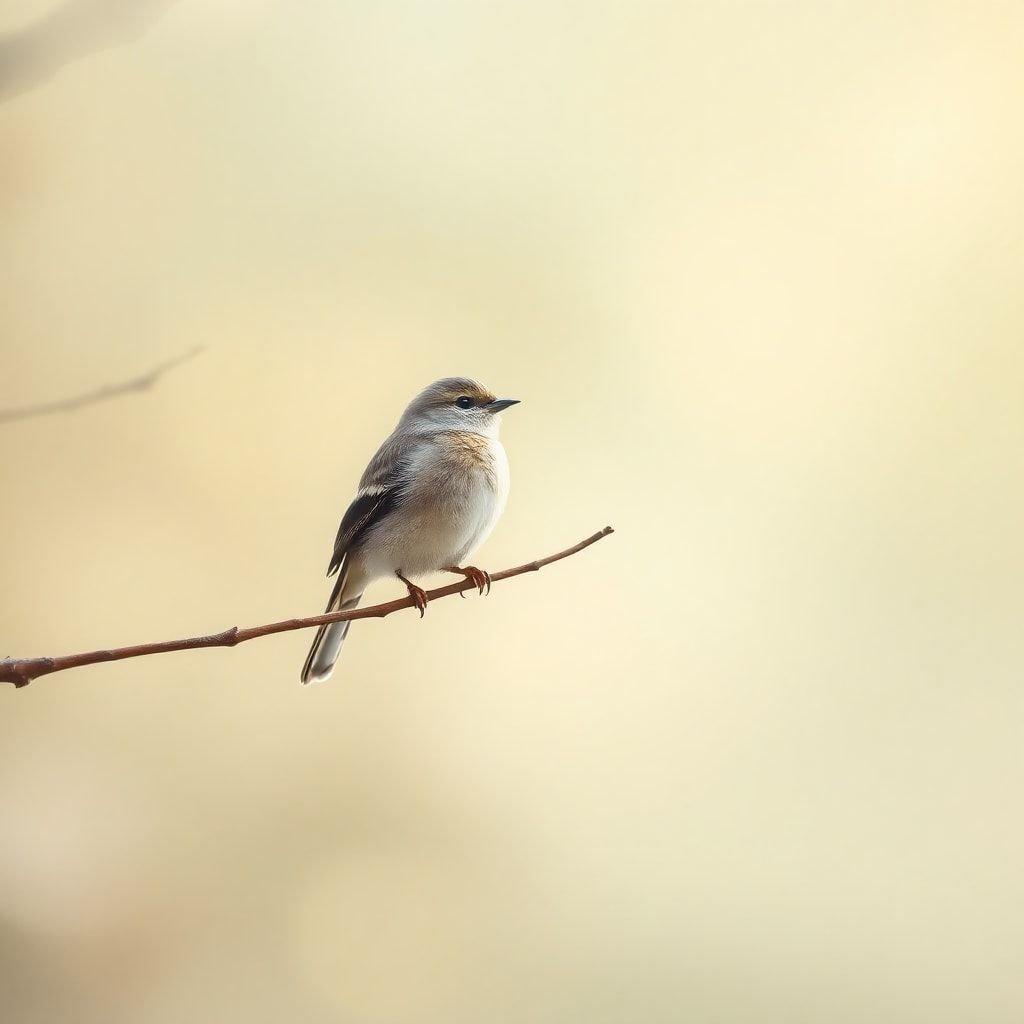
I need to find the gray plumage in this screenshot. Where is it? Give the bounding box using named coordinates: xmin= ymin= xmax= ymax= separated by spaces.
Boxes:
xmin=301 ymin=377 xmax=517 ymax=684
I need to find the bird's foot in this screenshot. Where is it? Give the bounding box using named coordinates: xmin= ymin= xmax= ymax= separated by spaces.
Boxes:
xmin=396 ymin=573 xmax=429 ymax=617
xmin=444 ymin=565 xmax=492 ymax=596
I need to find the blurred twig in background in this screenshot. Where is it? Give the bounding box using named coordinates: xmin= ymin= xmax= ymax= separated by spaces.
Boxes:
xmin=0 ymin=0 xmax=179 ymax=101
xmin=0 ymin=527 xmax=614 ymax=688
xmin=0 ymin=346 xmax=203 ymax=424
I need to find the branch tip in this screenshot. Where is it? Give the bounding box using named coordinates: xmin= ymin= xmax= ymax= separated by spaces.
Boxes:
xmin=0 ymin=346 xmax=205 ymax=425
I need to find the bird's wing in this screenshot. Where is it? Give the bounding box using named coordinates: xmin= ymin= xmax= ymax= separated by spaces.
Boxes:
xmin=326 ymin=434 xmax=408 ymax=577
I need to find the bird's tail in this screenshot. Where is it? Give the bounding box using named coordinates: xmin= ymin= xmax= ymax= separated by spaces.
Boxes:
xmin=301 ymin=565 xmax=363 ymax=685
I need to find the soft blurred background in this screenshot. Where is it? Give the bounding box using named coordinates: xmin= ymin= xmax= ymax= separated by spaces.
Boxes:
xmin=2 ymin=1 xmax=1023 ymax=1021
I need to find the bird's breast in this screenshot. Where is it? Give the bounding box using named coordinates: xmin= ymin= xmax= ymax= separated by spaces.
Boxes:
xmin=362 ymin=432 xmax=509 ymax=577
xmin=421 ymin=431 xmax=508 ymax=527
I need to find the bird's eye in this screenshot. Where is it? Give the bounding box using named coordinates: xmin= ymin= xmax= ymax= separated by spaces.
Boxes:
xmin=455 ymin=396 xmax=474 ymax=409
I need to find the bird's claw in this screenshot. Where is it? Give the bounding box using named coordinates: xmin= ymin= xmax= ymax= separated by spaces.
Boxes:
xmin=397 ymin=574 xmax=429 ymax=617
xmin=446 ymin=565 xmax=491 ymax=596
xmin=409 ymin=584 xmax=428 ymax=617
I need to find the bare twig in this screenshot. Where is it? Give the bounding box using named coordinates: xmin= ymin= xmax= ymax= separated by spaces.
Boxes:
xmin=0 ymin=346 xmax=203 ymax=424
xmin=0 ymin=0 xmax=181 ymax=102
xmin=1 ymin=527 xmax=614 ymax=688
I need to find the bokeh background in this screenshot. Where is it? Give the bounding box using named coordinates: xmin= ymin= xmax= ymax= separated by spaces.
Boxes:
xmin=2 ymin=2 xmax=1023 ymax=1021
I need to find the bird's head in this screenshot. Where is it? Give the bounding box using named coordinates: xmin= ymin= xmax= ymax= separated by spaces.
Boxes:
xmin=400 ymin=377 xmax=520 ymax=435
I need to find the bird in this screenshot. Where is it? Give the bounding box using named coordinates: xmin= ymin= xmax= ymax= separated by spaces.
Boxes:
xmin=301 ymin=377 xmax=519 ymax=684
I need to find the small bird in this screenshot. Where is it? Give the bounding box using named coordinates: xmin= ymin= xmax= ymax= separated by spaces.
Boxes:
xmin=301 ymin=377 xmax=519 ymax=684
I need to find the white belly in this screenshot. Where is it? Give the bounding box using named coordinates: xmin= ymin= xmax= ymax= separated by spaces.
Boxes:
xmin=359 ymin=436 xmax=509 ymax=581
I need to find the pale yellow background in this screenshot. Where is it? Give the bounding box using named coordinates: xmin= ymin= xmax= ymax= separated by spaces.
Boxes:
xmin=2 ymin=2 xmax=1023 ymax=1022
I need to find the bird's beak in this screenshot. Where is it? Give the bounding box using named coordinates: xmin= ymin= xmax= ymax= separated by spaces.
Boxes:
xmin=486 ymin=398 xmax=520 ymax=413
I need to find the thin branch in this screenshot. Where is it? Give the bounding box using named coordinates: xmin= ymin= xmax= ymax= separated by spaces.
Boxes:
xmin=0 ymin=346 xmax=203 ymax=424
xmin=0 ymin=0 xmax=181 ymax=102
xmin=1 ymin=527 xmax=614 ymax=688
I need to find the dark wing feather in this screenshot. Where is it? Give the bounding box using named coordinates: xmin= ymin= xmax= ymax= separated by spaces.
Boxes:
xmin=326 ymin=432 xmax=412 ymax=576
xmin=327 ymin=487 xmax=399 ymax=576
xmin=327 ymin=434 xmax=411 ymax=577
